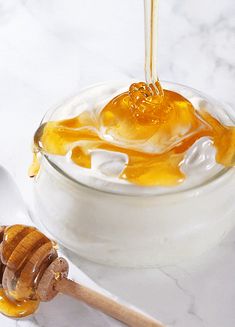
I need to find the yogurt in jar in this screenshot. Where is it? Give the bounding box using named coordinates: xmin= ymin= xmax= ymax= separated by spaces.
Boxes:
xmin=30 ymin=81 xmax=235 ymax=267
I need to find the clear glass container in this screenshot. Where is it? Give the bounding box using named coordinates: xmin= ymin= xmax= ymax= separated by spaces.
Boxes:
xmin=31 ymin=81 xmax=235 ymax=267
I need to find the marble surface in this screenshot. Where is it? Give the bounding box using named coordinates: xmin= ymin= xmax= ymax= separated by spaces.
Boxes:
xmin=0 ymin=0 xmax=235 ymax=326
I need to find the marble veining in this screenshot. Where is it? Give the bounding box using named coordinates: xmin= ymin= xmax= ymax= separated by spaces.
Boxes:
xmin=0 ymin=0 xmax=234 ymax=326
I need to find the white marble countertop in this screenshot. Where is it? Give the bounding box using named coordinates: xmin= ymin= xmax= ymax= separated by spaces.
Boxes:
xmin=0 ymin=0 xmax=235 ymax=326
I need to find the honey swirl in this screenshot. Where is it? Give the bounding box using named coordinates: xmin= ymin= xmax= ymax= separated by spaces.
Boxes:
xmin=31 ymin=82 xmax=235 ymax=186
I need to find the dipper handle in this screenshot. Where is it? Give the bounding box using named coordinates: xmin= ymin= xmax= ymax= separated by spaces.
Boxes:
xmin=0 ymin=225 xmax=166 ymax=326
xmin=56 ymin=278 xmax=165 ymax=327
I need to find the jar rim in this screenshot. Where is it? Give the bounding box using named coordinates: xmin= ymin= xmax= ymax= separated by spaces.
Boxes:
xmin=35 ymin=80 xmax=235 ymax=198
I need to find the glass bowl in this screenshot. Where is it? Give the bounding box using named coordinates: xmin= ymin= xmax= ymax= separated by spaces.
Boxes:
xmin=30 ymin=81 xmax=235 ymax=267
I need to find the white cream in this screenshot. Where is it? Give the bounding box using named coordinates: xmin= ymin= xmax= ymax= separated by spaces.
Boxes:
xmin=46 ymin=137 xmax=222 ymax=195
xmin=31 ymin=82 xmax=235 ymax=267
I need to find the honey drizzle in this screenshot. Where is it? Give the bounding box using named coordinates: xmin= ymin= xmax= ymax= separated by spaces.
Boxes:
xmin=144 ymin=0 xmax=162 ymax=95
xmin=31 ymin=86 xmax=235 ymax=186
xmin=29 ymin=0 xmax=235 ymax=186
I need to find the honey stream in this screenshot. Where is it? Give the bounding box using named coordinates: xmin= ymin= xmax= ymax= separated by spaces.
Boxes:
xmin=30 ymin=1 xmax=235 ymax=186
xmin=2 ymin=0 xmax=235 ymax=320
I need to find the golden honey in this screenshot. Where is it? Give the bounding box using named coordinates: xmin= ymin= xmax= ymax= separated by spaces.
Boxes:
xmin=0 ymin=289 xmax=39 ymax=318
xmin=0 ymin=225 xmax=57 ymax=318
xmin=32 ymin=81 xmax=235 ymax=186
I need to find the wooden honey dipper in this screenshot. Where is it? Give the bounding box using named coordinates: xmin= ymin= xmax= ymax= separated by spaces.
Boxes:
xmin=0 ymin=225 xmax=165 ymax=327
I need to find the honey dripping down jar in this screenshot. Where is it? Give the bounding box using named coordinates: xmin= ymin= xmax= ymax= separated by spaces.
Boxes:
xmin=30 ymin=80 xmax=235 ymax=186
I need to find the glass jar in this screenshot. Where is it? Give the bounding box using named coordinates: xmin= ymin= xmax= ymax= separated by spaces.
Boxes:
xmin=30 ymin=81 xmax=235 ymax=267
